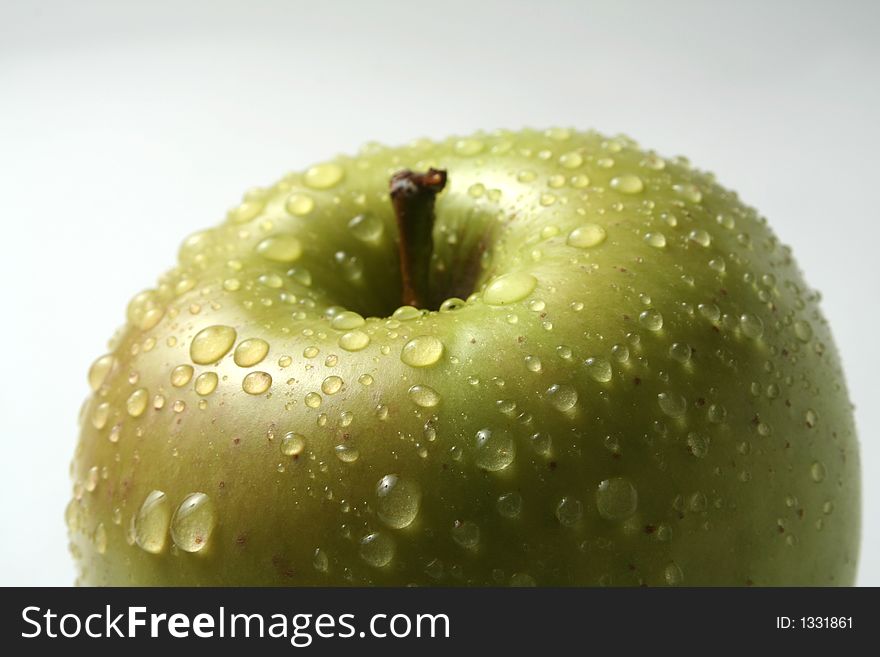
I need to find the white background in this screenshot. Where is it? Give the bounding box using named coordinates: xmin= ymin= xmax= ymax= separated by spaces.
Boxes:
xmin=1 ymin=0 xmax=877 ymax=586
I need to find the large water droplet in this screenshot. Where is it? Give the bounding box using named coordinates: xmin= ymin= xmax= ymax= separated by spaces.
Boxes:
xmin=256 ymin=235 xmax=303 ymax=263
xmin=483 ymin=272 xmax=537 ymax=305
xmin=126 ymin=388 xmax=149 ymax=417
xmin=88 ymin=354 xmax=116 ymax=391
xmin=304 ymin=162 xmax=344 ymax=189
xmin=401 ymin=335 xmax=444 ymax=367
xmin=610 ymin=174 xmax=644 ymax=194
xmin=584 ymin=357 xmax=612 ymax=382
xmin=546 ymin=383 xmax=578 ymax=411
xmin=567 ymin=224 xmax=607 ymax=248
xmin=451 ymin=520 xmax=480 ymax=549
xmin=242 ymin=371 xmax=272 ymax=395
xmin=376 ymin=475 xmax=422 ymax=528
xmin=596 ymin=477 xmax=638 ymax=520
xmin=190 ymin=325 xmax=237 ymax=364
xmin=474 ymin=428 xmax=516 ymax=471
xmin=339 ymin=330 xmax=370 ymax=351
xmin=556 ymin=497 xmax=584 ymax=526
xmin=359 ymin=532 xmax=395 ymax=567
xmin=170 ymin=492 xmax=215 ymax=552
xmin=134 ymin=490 xmax=170 ymax=554
xmin=408 ymin=385 xmax=441 ymax=408
xmin=234 ymin=338 xmax=269 ymax=367
xmin=658 ymin=392 xmax=687 ymax=417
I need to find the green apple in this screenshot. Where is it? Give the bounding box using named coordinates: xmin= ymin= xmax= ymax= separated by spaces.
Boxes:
xmin=68 ymin=128 xmax=860 ymax=586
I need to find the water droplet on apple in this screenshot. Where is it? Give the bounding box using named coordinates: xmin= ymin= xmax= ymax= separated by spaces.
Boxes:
xmin=525 ymin=355 xmax=543 ymax=373
xmin=610 ymin=174 xmax=644 ymax=194
xmin=453 ymin=138 xmax=484 ymax=156
xmin=556 ymin=497 xmax=584 ymax=526
xmin=321 ymin=376 xmax=343 ymax=395
xmin=451 ymin=520 xmax=480 ymax=549
xmin=644 ymin=232 xmax=667 ymax=248
xmin=392 ymin=305 xmax=422 ymax=321
xmin=227 ymin=199 xmax=264 ymax=223
xmin=242 ymin=371 xmax=272 ymax=395
xmin=348 ymin=213 xmax=384 ymax=243
xmin=190 ymin=325 xmax=237 ymax=364
xmin=687 ymin=432 xmax=709 ymax=458
xmin=170 ymin=493 xmax=215 ymax=552
xmin=664 ymin=563 xmax=684 ymax=585
xmin=281 ymin=432 xmax=306 ymax=457
xmin=474 ymin=428 xmax=516 ymax=471
xmin=359 ymin=532 xmax=395 ymax=567
xmin=673 ymin=183 xmax=702 ymax=203
xmin=286 ymin=193 xmax=315 ymax=216
xmin=305 ymin=392 xmax=322 ymax=408
xmin=688 ymin=229 xmax=711 ymax=247
xmin=88 ymin=354 xmax=116 ymax=391
xmin=546 ymin=383 xmax=578 ymax=411
xmin=408 ymin=384 xmax=440 ymax=408
xmin=256 ymin=234 xmax=303 ymax=263
xmin=559 ymin=151 xmax=583 ymax=169
xmin=669 ymin=342 xmax=692 ymax=363
xmin=639 ymin=309 xmax=664 ymax=331
xmin=584 ymin=357 xmax=612 ymax=382
xmin=483 ymin=272 xmax=537 ymax=305
xmin=171 ymin=364 xmax=194 ymax=387
xmin=708 ymin=403 xmax=727 ymax=423
xmin=134 ymin=490 xmax=170 ymax=554
xmin=338 ymin=330 xmax=370 ymax=351
xmin=234 ymin=338 xmax=269 ymax=367
xmin=794 ymin=320 xmax=813 ymax=342
xmin=313 ymin=548 xmax=329 ymax=572
xmin=400 ymin=335 xmax=444 ymax=367
xmin=304 ymin=162 xmax=344 ymax=189
xmin=740 ymin=313 xmax=764 ymax=339
xmin=698 ymin=303 xmax=721 ymax=322
xmin=596 ymin=477 xmax=638 ymax=520
xmin=810 ymin=461 xmax=826 ymax=483
xmin=376 ymin=475 xmax=422 ymax=528
xmin=567 ymin=223 xmax=607 ymax=248
xmin=657 ymin=392 xmax=687 ymax=417
xmin=334 ymin=444 xmax=359 ymax=463
xmin=126 ymin=388 xmax=149 ymax=417
xmin=194 ymin=372 xmax=218 ymax=396
xmin=497 ymin=492 xmax=523 ymax=518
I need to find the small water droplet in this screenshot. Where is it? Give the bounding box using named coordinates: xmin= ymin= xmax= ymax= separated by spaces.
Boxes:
xmin=567 ymin=224 xmax=607 ymax=248
xmin=286 ymin=193 xmax=315 ymax=216
xmin=348 ymin=213 xmax=384 ymax=242
xmin=408 ymin=384 xmax=441 ymax=408
xmin=610 ymin=174 xmax=644 ymax=194
xmin=794 ymin=320 xmax=813 ymax=342
xmin=194 ymin=371 xmax=218 ymax=396
xmin=664 ymin=563 xmax=684 ymax=586
xmin=740 ymin=313 xmax=764 ymax=339
xmin=334 ymin=444 xmax=360 ymax=463
xmin=304 ymin=162 xmax=344 ymax=189
xmin=126 ymin=388 xmax=149 ymax=417
xmin=170 ymin=364 xmax=194 ymax=387
xmin=242 ymin=371 xmax=272 ymax=395
xmin=669 ymin=342 xmax=692 ymax=363
xmin=673 ymin=183 xmax=702 ymax=203
xmin=644 ymin=232 xmax=667 ymax=248
xmin=454 ymin=138 xmax=484 ymax=156
xmin=810 ymin=461 xmax=826 ymax=483
xmin=688 ymin=229 xmax=711 ymax=247
xmin=559 ymin=151 xmax=583 ymax=169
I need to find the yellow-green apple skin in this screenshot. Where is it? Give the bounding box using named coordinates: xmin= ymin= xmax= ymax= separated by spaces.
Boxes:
xmin=68 ymin=128 xmax=860 ymax=586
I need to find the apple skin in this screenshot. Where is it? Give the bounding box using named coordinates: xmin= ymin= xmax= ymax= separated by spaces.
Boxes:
xmin=68 ymin=129 xmax=859 ymax=586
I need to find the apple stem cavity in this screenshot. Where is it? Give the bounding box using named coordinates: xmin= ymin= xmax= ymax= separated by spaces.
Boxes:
xmin=390 ymin=168 xmax=447 ymax=309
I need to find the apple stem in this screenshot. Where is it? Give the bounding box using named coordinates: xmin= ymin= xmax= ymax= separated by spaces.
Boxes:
xmin=390 ymin=168 xmax=447 ymax=309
